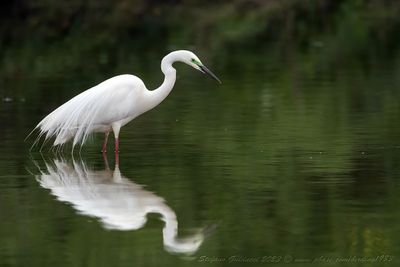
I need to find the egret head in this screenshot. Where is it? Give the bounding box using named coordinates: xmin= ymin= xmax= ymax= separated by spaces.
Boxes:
xmin=177 ymin=50 xmax=222 ymax=84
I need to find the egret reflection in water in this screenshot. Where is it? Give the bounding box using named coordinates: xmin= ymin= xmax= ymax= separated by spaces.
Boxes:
xmin=34 ymin=156 xmax=211 ymax=255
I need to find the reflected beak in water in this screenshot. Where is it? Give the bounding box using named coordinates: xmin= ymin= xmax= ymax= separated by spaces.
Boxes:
xmin=199 ymin=65 xmax=222 ymax=84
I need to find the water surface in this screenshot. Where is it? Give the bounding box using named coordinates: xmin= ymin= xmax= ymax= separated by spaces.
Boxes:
xmin=1 ymin=46 xmax=400 ymax=266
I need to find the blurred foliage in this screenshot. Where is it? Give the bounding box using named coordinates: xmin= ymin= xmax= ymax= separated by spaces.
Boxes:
xmin=1 ymin=0 xmax=400 ymax=88
xmin=1 ymin=0 xmax=400 ymax=49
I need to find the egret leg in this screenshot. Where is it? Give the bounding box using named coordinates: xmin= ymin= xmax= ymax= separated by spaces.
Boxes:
xmin=115 ymin=149 xmax=119 ymax=166
xmin=102 ymin=151 xmax=110 ymax=171
xmin=112 ymin=124 xmax=121 ymax=153
xmin=102 ymin=132 xmax=110 ymax=153
xmin=115 ymin=138 xmax=119 ymax=153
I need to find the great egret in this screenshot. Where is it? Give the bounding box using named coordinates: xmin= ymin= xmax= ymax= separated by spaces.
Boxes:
xmin=29 ymin=50 xmax=221 ymax=152
xmin=36 ymin=157 xmax=213 ymax=255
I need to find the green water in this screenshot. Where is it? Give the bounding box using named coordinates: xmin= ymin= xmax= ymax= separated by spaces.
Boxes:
xmin=1 ymin=44 xmax=400 ymax=267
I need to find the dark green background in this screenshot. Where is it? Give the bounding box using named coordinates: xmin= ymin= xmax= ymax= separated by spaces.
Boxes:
xmin=1 ymin=1 xmax=400 ymax=266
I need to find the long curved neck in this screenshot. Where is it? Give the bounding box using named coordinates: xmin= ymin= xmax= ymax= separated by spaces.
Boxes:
xmin=152 ymin=205 xmax=203 ymax=254
xmin=146 ymin=52 xmax=178 ymax=110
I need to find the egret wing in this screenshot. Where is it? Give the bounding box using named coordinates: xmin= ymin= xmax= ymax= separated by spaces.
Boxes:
xmin=35 ymin=75 xmax=145 ymax=147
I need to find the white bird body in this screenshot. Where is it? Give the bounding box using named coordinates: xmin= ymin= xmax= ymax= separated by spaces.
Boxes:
xmin=36 ymin=159 xmax=207 ymax=254
xmin=30 ymin=50 xmax=220 ymax=152
xmin=39 ymin=74 xmax=152 ymax=145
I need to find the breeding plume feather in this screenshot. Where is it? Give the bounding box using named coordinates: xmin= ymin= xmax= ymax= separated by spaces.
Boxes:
xmin=29 ymin=50 xmax=221 ymax=152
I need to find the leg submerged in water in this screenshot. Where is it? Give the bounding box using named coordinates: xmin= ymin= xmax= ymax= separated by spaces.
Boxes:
xmin=112 ymin=124 xmax=121 ymax=153
xmin=115 ymin=138 xmax=119 ymax=153
xmin=101 ymin=131 xmax=110 ymax=153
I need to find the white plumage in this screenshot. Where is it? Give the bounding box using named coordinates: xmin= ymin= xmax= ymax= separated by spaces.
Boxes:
xmin=29 ymin=50 xmax=221 ymax=152
xmin=38 ymin=75 xmax=144 ymax=146
xmin=36 ymin=158 xmax=208 ymax=254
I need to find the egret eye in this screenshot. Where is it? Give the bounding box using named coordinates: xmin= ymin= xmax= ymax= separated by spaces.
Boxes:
xmin=191 ymin=58 xmax=201 ymax=65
